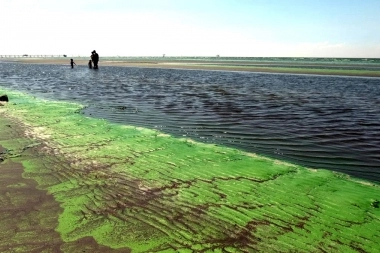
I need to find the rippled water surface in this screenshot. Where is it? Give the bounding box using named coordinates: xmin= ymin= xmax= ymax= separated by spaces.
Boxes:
xmin=1 ymin=62 xmax=380 ymax=182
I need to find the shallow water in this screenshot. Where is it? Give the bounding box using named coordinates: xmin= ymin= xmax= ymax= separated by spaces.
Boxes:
xmin=1 ymin=62 xmax=380 ymax=182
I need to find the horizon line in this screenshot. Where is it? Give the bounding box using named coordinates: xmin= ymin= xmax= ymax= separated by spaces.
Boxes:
xmin=1 ymin=55 xmax=380 ymax=59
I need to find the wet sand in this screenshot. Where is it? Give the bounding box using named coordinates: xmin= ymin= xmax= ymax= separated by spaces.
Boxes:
xmin=0 ymin=115 xmax=130 ymax=252
xmin=3 ymin=57 xmax=380 ymax=77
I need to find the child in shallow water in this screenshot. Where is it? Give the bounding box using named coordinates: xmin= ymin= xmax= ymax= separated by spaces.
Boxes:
xmin=70 ymin=59 xmax=76 ymax=68
xmin=88 ymin=60 xmax=93 ymax=69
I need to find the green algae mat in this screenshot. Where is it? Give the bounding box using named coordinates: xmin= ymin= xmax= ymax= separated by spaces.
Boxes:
xmin=0 ymin=88 xmax=379 ymax=253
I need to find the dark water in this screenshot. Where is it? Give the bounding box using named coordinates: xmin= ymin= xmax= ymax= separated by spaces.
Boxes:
xmin=1 ymin=62 xmax=380 ymax=183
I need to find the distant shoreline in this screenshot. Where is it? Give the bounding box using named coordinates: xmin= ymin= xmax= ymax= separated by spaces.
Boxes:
xmin=2 ymin=58 xmax=380 ymax=77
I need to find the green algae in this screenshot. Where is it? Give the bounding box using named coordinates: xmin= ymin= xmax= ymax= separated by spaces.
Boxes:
xmin=1 ymin=87 xmax=380 ymax=252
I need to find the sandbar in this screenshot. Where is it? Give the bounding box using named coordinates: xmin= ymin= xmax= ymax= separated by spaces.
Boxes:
xmin=3 ymin=57 xmax=380 ymax=77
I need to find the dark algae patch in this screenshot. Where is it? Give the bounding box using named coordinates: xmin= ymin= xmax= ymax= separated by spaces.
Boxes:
xmin=1 ymin=88 xmax=380 ymax=252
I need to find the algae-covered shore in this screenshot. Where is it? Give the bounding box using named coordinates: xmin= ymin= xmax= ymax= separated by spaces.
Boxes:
xmin=0 ymin=112 xmax=129 ymax=252
xmin=1 ymin=88 xmax=380 ymax=252
xmin=3 ymin=57 xmax=380 ymax=77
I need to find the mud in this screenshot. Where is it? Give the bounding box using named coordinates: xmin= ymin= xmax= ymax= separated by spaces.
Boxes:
xmin=0 ymin=117 xmax=130 ymax=252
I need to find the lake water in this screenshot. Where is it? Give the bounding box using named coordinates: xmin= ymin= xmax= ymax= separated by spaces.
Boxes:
xmin=1 ymin=62 xmax=379 ymax=183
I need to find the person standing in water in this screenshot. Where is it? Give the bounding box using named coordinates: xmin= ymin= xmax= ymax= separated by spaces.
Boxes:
xmin=88 ymin=59 xmax=93 ymax=69
xmin=91 ymin=50 xmax=99 ymax=69
xmin=70 ymin=59 xmax=76 ymax=68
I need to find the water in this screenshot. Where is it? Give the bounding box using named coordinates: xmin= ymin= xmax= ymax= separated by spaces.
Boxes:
xmin=1 ymin=62 xmax=380 ymax=183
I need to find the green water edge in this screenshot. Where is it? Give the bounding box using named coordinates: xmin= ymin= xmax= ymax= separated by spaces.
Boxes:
xmin=0 ymin=88 xmax=379 ymax=253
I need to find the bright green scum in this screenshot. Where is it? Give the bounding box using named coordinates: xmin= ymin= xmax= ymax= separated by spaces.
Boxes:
xmin=1 ymin=88 xmax=380 ymax=252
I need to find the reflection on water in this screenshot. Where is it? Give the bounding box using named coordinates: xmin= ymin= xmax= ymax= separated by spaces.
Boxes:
xmin=1 ymin=62 xmax=380 ymax=182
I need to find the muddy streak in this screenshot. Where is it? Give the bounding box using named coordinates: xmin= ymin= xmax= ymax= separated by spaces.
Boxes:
xmin=0 ymin=117 xmax=130 ymax=252
xmin=0 ymin=158 xmax=62 ymax=252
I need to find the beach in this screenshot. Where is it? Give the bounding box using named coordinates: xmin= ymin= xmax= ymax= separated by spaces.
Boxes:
xmin=1 ymin=73 xmax=380 ymax=252
xmin=3 ymin=57 xmax=380 ymax=77
xmin=2 ymin=0 xmax=380 ymax=250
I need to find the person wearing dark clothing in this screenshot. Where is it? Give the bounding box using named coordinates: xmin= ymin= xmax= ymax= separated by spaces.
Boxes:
xmin=88 ymin=60 xmax=93 ymax=69
xmin=92 ymin=50 xmax=99 ymax=69
xmin=70 ymin=59 xmax=76 ymax=68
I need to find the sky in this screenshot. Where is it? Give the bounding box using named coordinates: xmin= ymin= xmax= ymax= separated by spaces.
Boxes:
xmin=1 ymin=0 xmax=380 ymax=57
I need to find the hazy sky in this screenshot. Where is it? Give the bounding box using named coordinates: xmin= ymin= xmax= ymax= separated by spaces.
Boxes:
xmin=1 ymin=0 xmax=379 ymax=57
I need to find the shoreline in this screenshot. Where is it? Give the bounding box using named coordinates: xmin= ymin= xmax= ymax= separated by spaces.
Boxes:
xmin=2 ymin=58 xmax=380 ymax=77
xmin=1 ymin=88 xmax=379 ymax=252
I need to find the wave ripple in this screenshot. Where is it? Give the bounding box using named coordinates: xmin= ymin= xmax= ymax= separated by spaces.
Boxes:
xmin=1 ymin=63 xmax=379 ymax=182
